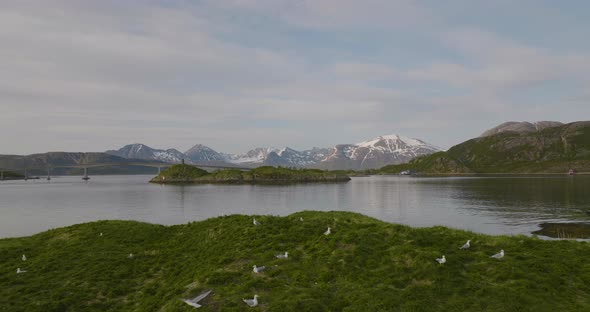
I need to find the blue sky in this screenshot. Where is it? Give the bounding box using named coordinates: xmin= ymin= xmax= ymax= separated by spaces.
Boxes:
xmin=1 ymin=0 xmax=589 ymax=154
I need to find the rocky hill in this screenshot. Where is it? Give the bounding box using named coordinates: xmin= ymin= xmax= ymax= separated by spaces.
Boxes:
xmin=480 ymin=121 xmax=563 ymax=137
xmin=319 ymin=135 xmax=440 ymax=170
xmin=379 ymin=121 xmax=590 ymax=174
xmin=106 ymin=144 xmax=184 ymax=163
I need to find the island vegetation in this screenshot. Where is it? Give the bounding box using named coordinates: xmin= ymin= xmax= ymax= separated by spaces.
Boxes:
xmin=1 ymin=211 xmax=589 ymax=311
xmin=150 ymin=164 xmax=351 ymax=184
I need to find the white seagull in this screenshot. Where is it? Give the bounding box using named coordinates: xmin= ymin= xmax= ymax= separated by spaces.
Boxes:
xmin=459 ymin=240 xmax=471 ymax=250
xmin=243 ymin=295 xmax=259 ymax=307
xmin=22 ymin=254 xmax=27 ymax=261
xmin=128 ymin=253 xmax=134 ymax=258
xmin=324 ymin=227 xmax=331 ymax=236
xmin=490 ymin=249 xmax=504 ymax=259
xmin=252 ymin=265 xmax=266 ymax=273
xmin=436 ymin=255 xmax=446 ymax=264
xmin=299 ymin=217 xmax=304 ymax=222
xmin=181 ymin=289 xmax=212 ymax=308
xmin=253 ymin=218 xmax=261 ymax=226
xmin=16 ymin=268 xmax=27 ymax=274
xmin=99 ymin=232 xmax=103 ymax=236
xmin=275 ymin=252 xmax=288 ymax=259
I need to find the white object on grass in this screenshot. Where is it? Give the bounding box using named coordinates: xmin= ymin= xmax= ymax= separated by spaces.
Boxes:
xmin=275 ymin=252 xmax=288 ymax=259
xmin=243 ymin=295 xmax=259 ymax=307
xmin=490 ymin=249 xmax=504 ymax=259
xmin=181 ymin=289 xmax=212 ymax=308
xmin=460 ymin=240 xmax=471 ymax=250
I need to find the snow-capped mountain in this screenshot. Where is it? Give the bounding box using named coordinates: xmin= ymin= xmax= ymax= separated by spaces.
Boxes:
xmin=107 ymin=134 xmax=439 ymax=170
xmin=106 ymin=144 xmax=184 ymax=163
xmin=223 ymin=147 xmax=280 ymax=165
xmin=184 ymin=144 xmax=226 ymax=163
xmin=318 ymin=135 xmax=441 ymax=170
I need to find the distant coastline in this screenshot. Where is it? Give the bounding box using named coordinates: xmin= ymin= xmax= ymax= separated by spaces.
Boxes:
xmin=150 ymin=164 xmax=351 ymax=184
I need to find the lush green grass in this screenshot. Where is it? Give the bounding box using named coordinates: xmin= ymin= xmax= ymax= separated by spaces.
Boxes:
xmin=2 ymin=211 xmax=590 ymax=311
xmin=151 ymin=165 xmax=351 ymax=184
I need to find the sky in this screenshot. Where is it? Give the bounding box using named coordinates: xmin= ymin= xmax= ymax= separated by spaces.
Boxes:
xmin=1 ymin=0 xmax=589 ymax=155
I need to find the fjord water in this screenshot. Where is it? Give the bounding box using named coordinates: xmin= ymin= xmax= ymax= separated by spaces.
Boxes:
xmin=0 ymin=175 xmax=589 ymax=238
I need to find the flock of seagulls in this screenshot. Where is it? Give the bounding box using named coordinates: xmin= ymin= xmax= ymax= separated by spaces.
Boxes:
xmin=435 ymin=240 xmax=505 ymax=265
xmin=12 ymin=216 xmax=508 ymax=309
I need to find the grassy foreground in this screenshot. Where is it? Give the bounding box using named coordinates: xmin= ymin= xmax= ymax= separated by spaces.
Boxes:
xmin=1 ymin=211 xmax=590 ymax=311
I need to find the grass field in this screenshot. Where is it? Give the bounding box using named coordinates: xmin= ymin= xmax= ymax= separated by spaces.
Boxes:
xmin=2 ymin=211 xmax=590 ymax=311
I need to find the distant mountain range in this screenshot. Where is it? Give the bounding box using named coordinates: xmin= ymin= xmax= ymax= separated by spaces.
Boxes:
xmin=105 ymin=134 xmax=441 ymax=170
xmin=380 ymin=121 xmax=590 ymax=174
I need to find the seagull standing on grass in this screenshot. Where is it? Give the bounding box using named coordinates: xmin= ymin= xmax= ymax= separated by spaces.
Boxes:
xmin=99 ymin=232 xmax=103 ymax=236
xmin=253 ymin=265 xmax=266 ymax=273
xmin=491 ymin=249 xmax=504 ymax=259
xmin=128 ymin=253 xmax=134 ymax=258
xmin=324 ymin=227 xmax=331 ymax=236
xmin=459 ymin=240 xmax=471 ymax=250
xmin=181 ymin=289 xmax=212 ymax=308
xmin=253 ymin=218 xmax=261 ymax=226
xmin=16 ymin=268 xmax=27 ymax=274
xmin=299 ymin=217 xmax=304 ymax=222
xmin=436 ymin=255 xmax=446 ymax=264
xmin=275 ymin=252 xmax=288 ymax=259
xmin=243 ymin=295 xmax=259 ymax=307
xmin=22 ymin=254 xmax=27 ymax=261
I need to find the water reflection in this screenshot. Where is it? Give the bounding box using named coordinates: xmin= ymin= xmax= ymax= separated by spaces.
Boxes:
xmin=1 ymin=175 xmax=589 ymax=238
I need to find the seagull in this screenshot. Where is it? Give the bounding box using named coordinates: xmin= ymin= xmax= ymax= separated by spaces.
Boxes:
xmin=299 ymin=217 xmax=304 ymax=222
xmin=436 ymin=255 xmax=446 ymax=264
xmin=490 ymin=249 xmax=504 ymax=259
xmin=22 ymin=254 xmax=27 ymax=261
xmin=128 ymin=253 xmax=134 ymax=258
xmin=275 ymin=252 xmax=288 ymax=259
xmin=253 ymin=218 xmax=261 ymax=226
xmin=99 ymin=232 xmax=103 ymax=236
xmin=16 ymin=268 xmax=27 ymax=274
xmin=243 ymin=295 xmax=259 ymax=307
xmin=459 ymin=240 xmax=471 ymax=250
xmin=181 ymin=289 xmax=212 ymax=309
xmin=253 ymin=265 xmax=266 ymax=273
xmin=324 ymin=227 xmax=331 ymax=236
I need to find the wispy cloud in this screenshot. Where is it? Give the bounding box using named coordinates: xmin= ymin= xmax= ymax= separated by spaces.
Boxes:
xmin=1 ymin=1 xmax=589 ymax=154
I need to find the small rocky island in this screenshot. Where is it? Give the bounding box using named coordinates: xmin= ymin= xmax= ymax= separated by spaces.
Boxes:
xmin=150 ymin=164 xmax=351 ymax=184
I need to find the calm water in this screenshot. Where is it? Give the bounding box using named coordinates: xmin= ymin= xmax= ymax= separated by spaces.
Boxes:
xmin=1 ymin=175 xmax=589 ymax=238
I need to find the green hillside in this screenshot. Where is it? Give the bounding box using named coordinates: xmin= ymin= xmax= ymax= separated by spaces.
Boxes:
xmin=2 ymin=211 xmax=590 ymax=311
xmin=151 ymin=165 xmax=351 ymax=184
xmin=379 ymin=121 xmax=590 ymax=174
